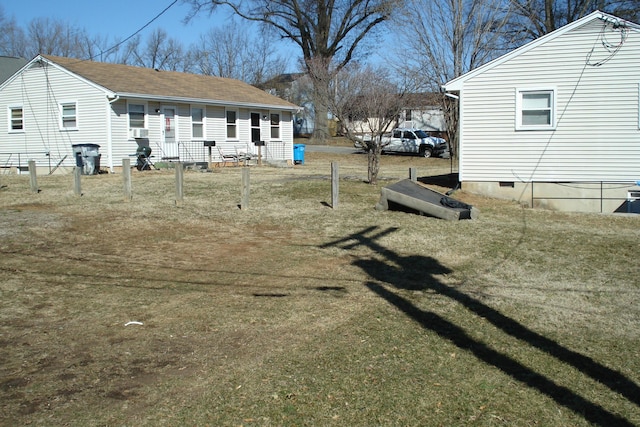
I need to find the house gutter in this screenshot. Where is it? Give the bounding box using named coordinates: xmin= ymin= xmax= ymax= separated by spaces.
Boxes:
xmin=115 ymin=92 xmax=300 ymax=112
xmin=107 ymin=95 xmax=120 ymax=173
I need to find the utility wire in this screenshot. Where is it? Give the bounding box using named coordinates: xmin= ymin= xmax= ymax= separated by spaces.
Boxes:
xmin=92 ymin=0 xmax=179 ymax=60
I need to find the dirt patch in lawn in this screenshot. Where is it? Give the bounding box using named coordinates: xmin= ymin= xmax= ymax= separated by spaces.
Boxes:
xmin=1 ymin=153 xmax=639 ymax=426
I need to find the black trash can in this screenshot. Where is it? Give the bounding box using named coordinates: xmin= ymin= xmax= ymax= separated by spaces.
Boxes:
xmin=72 ymin=144 xmax=101 ymax=175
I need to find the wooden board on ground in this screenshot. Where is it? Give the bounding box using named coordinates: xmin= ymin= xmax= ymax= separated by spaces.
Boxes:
xmin=375 ymin=179 xmax=479 ymax=220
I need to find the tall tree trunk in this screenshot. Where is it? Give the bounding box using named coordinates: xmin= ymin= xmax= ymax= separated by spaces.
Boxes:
xmin=313 ymin=101 xmax=330 ymax=142
xmin=368 ymin=144 xmax=382 ymax=185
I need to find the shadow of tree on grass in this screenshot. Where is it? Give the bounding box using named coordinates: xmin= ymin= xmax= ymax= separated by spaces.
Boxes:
xmin=322 ymin=226 xmax=638 ymax=427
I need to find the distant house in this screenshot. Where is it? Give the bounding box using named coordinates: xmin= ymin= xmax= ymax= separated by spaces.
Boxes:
xmin=0 ymin=54 xmax=299 ymax=173
xmin=344 ymin=92 xmax=447 ymax=138
xmin=258 ymin=73 xmax=315 ymax=137
xmin=397 ymin=93 xmax=447 ymax=138
xmin=443 ymin=11 xmax=640 ymax=213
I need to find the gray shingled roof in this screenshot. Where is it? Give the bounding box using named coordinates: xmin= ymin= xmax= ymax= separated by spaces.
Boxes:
xmin=0 ymin=56 xmax=28 ymax=84
xmin=42 ymin=55 xmax=299 ymax=110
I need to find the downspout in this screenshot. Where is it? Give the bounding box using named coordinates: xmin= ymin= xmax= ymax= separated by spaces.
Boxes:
xmin=107 ymin=95 xmax=120 ymax=173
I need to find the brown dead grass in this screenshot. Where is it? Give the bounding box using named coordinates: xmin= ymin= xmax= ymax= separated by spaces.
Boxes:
xmin=1 ymin=151 xmax=639 ymax=426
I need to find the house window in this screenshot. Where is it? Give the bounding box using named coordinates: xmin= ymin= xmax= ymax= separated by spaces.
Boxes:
xmin=191 ymin=106 xmax=204 ymax=139
xmin=517 ymin=89 xmax=555 ymax=130
xmin=250 ymin=112 xmax=261 ymax=142
xmin=60 ymin=102 xmax=77 ymax=130
xmin=9 ymin=106 xmax=23 ymax=132
xmin=270 ymin=113 xmax=280 ymax=139
xmin=226 ymin=109 xmax=237 ymax=139
xmin=128 ymin=103 xmax=146 ymax=128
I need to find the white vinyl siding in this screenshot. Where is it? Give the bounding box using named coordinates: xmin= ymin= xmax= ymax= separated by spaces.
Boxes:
xmin=0 ymin=57 xmax=298 ymax=170
xmin=454 ymin=18 xmax=640 ymax=183
xmin=0 ymin=61 xmax=109 ymax=169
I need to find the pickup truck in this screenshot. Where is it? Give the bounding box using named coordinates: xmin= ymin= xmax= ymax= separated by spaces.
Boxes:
xmin=355 ymin=128 xmax=449 ymax=158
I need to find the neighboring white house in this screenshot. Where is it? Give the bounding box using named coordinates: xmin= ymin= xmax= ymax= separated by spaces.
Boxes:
xmin=397 ymin=93 xmax=447 ymax=138
xmin=0 ymin=54 xmax=299 ymax=174
xmin=344 ymin=92 xmax=447 ymax=138
xmin=443 ymin=11 xmax=640 ymax=213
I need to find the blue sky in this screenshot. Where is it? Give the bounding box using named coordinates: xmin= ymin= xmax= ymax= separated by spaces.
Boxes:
xmin=2 ymin=0 xmax=296 ymax=55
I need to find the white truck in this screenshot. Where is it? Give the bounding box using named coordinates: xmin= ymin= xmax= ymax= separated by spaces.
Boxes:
xmin=356 ymin=128 xmax=449 ymax=158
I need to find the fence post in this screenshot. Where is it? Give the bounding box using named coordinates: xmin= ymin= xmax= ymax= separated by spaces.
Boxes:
xmin=241 ymin=167 xmax=250 ymax=210
xmin=409 ymin=167 xmax=417 ymax=182
xmin=28 ymin=160 xmax=38 ymax=193
xmin=74 ymin=167 xmax=82 ymax=196
xmin=123 ymin=158 xmax=132 ymax=201
xmin=331 ymin=162 xmax=339 ymax=209
xmin=175 ymin=162 xmax=184 ymax=206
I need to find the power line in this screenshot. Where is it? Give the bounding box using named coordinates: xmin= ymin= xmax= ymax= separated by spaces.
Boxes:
xmin=93 ymin=0 xmax=178 ymax=60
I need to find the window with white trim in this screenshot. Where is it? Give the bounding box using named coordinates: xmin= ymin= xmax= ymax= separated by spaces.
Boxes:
xmin=60 ymin=102 xmax=77 ymax=130
xmin=270 ymin=113 xmax=280 ymax=139
xmin=191 ymin=106 xmax=204 ymax=139
xmin=9 ymin=106 xmax=23 ymax=132
xmin=226 ymin=109 xmax=237 ymax=139
xmin=128 ymin=103 xmax=146 ymax=128
xmin=516 ymin=89 xmax=555 ymax=130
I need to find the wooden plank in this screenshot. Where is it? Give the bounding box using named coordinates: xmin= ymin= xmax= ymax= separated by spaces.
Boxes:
xmin=375 ymin=179 xmax=478 ymax=220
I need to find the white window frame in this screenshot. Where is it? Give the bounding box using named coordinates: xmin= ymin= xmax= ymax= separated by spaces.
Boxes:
xmin=515 ymin=88 xmax=556 ymax=131
xmin=270 ymin=112 xmax=281 ymax=140
xmin=128 ymin=102 xmax=147 ymax=129
xmin=226 ymin=108 xmax=238 ymax=140
xmin=8 ymin=105 xmax=24 ymax=133
xmin=59 ymin=101 xmax=78 ymax=131
xmin=191 ymin=105 xmax=205 ymax=140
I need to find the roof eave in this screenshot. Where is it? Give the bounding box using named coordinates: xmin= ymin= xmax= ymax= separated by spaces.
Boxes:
xmin=443 ymin=10 xmax=637 ymax=91
xmin=117 ymin=92 xmax=300 ymax=111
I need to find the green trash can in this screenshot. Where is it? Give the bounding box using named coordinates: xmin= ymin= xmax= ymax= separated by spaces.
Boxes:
xmin=293 ymin=144 xmax=305 ymax=165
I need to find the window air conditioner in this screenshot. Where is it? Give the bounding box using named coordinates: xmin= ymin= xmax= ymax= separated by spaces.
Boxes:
xmin=130 ymin=128 xmax=149 ymax=138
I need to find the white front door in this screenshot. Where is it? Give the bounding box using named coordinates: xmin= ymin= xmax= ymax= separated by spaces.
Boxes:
xmin=161 ymin=106 xmax=178 ymax=159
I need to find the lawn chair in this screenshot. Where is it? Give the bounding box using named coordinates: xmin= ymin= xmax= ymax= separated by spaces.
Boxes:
xmin=217 ymin=146 xmax=239 ymax=166
xmin=236 ymin=145 xmax=258 ymax=166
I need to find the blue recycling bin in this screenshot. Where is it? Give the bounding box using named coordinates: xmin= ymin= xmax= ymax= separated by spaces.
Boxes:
xmin=293 ymin=144 xmax=305 ymax=165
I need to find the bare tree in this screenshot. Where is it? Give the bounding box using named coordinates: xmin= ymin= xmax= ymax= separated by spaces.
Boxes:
xmin=125 ymin=29 xmax=190 ymax=71
xmin=191 ymin=24 xmax=288 ymax=84
xmin=507 ymin=0 xmax=640 ymax=41
xmin=393 ymin=0 xmax=513 ymax=158
xmin=23 ymin=17 xmax=95 ymax=58
xmin=328 ymin=63 xmax=405 ymax=184
xmin=186 ymin=0 xmax=400 ymax=141
xmin=0 ymin=7 xmax=28 ymax=57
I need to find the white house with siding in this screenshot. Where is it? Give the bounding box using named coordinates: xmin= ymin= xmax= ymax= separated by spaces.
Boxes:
xmin=443 ymin=11 xmax=640 ymax=213
xmin=0 ymin=54 xmax=299 ymax=174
